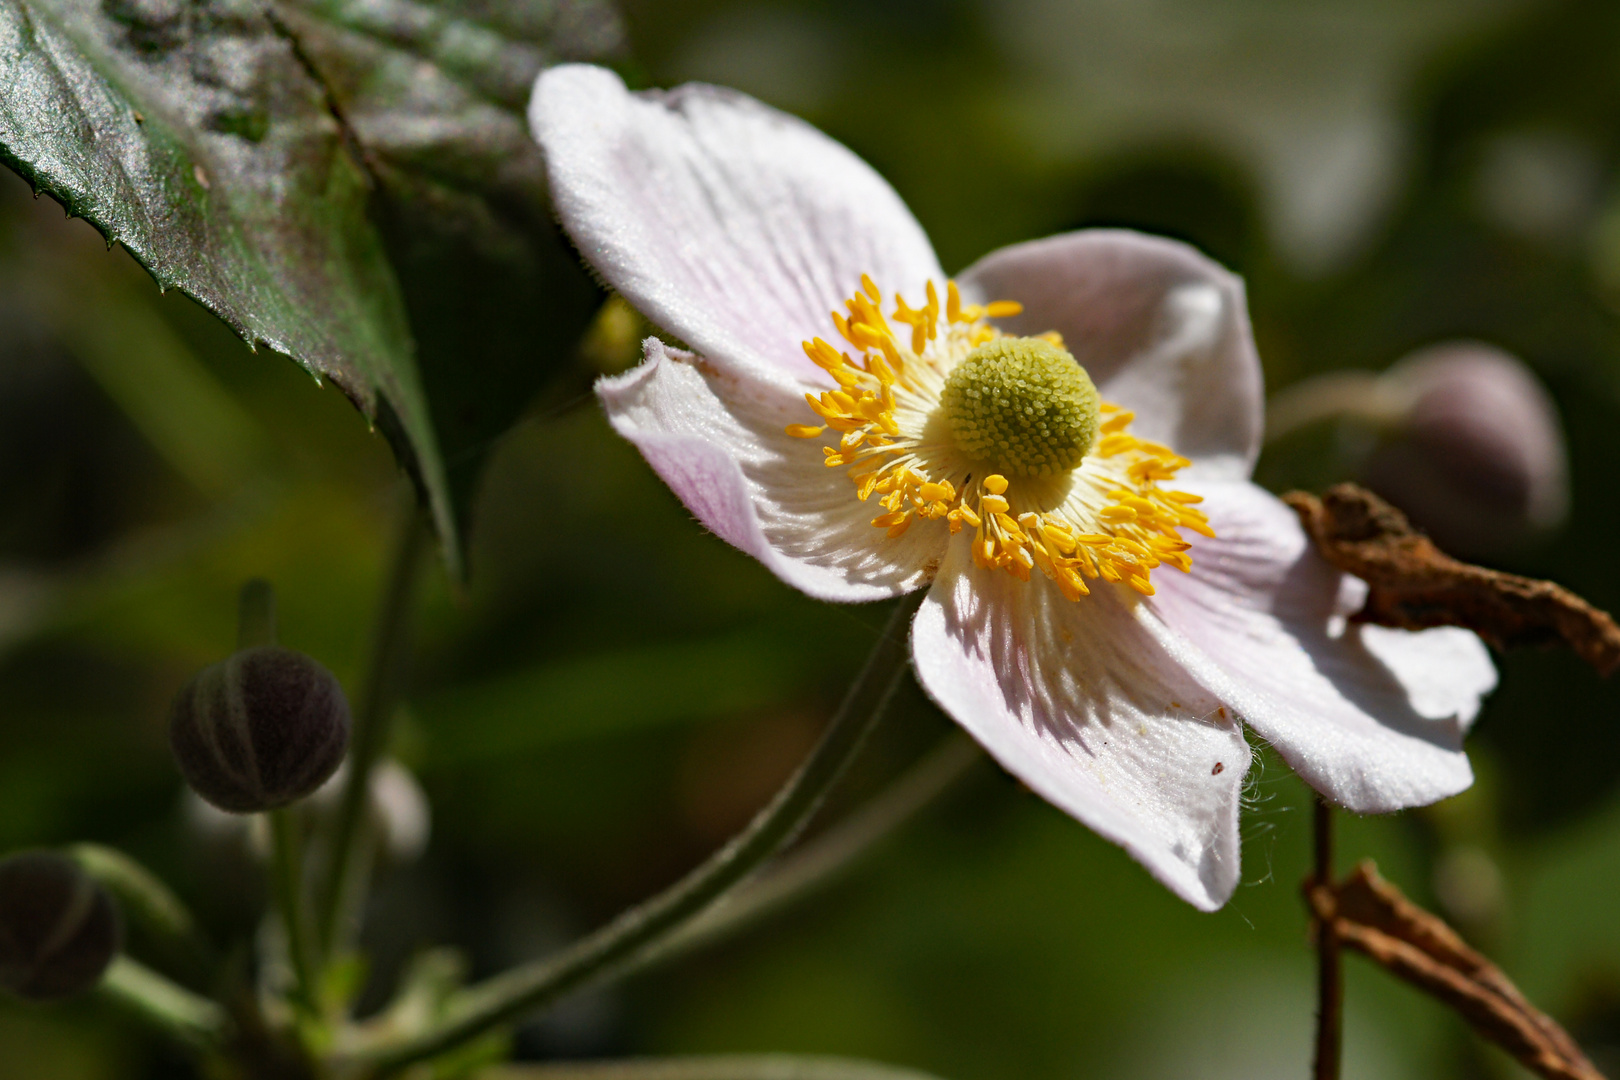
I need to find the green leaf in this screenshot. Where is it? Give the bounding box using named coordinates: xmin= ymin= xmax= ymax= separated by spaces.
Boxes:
xmin=0 ymin=0 xmax=461 ymax=563
xmin=0 ymin=0 xmax=620 ymax=574
xmin=269 ymin=0 xmax=617 ymax=557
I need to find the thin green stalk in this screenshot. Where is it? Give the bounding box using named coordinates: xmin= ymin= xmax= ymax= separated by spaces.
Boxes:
xmin=353 ymin=594 xmax=924 ymax=1077
xmin=238 ymin=578 xmax=277 ymax=649
xmin=271 ymin=808 xmax=317 ymax=1015
xmin=68 ymin=844 xmax=217 ymax=983
xmin=236 ymin=580 xmax=316 ymax=1012
xmin=639 ymin=730 xmax=981 ymax=969
xmin=479 ymin=1055 xmax=946 ymax=1080
xmin=317 ymin=509 xmax=429 ymax=959
xmin=98 ymin=955 xmax=230 ymax=1051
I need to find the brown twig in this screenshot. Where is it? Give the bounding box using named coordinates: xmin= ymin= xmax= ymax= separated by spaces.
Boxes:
xmin=1283 ymin=484 xmax=1620 ymax=675
xmin=1305 ymin=861 xmax=1603 ymax=1080
xmin=1311 ymin=799 xmax=1342 ymax=1080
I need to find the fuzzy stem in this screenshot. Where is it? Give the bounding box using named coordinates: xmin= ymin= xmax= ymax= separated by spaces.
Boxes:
xmin=638 ymin=730 xmax=981 ymax=970
xmin=482 ymin=1056 xmax=947 ymax=1080
xmin=351 ymin=594 xmax=923 ymax=1077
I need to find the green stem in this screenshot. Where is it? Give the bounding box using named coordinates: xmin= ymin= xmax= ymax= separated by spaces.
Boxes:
xmin=238 ymin=578 xmax=277 ymax=649
xmin=98 ymin=956 xmax=230 ymax=1051
xmin=639 ymin=730 xmax=981 ymax=970
xmin=353 ymin=593 xmax=923 ymax=1077
xmin=317 ymin=509 xmax=429 ymax=960
xmin=479 ymin=1055 xmax=947 ymax=1080
xmin=270 ymin=808 xmax=317 ymax=1015
xmin=68 ymin=844 xmax=216 ymax=983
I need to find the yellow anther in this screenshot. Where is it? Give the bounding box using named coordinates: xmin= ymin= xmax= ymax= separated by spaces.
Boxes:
xmin=983 ymin=474 xmax=1009 ymax=495
xmin=1100 ymin=506 xmax=1137 ymax=522
xmin=981 ymin=494 xmax=1010 ymax=515
xmin=946 ymin=280 xmax=963 ymax=323
xmin=861 ymin=274 xmax=881 ymax=301
xmin=1100 ymin=411 xmax=1135 ymax=433
xmin=832 ymin=311 xmax=855 ymax=345
xmin=804 ymin=337 xmax=846 ymax=370
xmin=984 ymin=300 xmax=1023 ymax=318
xmin=786 ymin=424 xmax=825 ymax=438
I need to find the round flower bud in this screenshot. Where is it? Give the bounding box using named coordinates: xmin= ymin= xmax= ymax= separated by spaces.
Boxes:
xmin=1361 ymin=343 xmax=1569 ymax=557
xmin=0 ymin=852 xmax=121 ymax=1000
xmin=169 ymin=646 xmax=352 ymax=814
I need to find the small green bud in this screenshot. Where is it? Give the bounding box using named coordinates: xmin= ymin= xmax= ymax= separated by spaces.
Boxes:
xmin=169 ymin=646 xmax=351 ymax=814
xmin=940 ymin=337 xmax=1100 ymax=477
xmin=0 ymin=852 xmax=121 ymax=1000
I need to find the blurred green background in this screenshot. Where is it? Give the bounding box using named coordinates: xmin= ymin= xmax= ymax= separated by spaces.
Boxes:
xmin=6 ymin=0 xmax=1620 ymax=1076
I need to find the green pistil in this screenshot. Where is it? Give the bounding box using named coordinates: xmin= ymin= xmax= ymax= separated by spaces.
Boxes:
xmin=940 ymin=337 xmax=1101 ymax=478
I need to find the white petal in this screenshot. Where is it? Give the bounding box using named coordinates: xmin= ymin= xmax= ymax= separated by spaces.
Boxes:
xmin=598 ymin=338 xmax=945 ymax=602
xmin=956 ymin=230 xmax=1262 ymax=481
xmin=912 ymin=542 xmax=1250 ymax=910
xmin=1147 ymin=481 xmax=1496 ymax=812
xmin=531 ymin=65 xmax=943 ymax=389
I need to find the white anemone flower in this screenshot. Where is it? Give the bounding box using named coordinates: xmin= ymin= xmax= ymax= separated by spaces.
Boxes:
xmin=528 ymin=65 xmax=1498 ymax=910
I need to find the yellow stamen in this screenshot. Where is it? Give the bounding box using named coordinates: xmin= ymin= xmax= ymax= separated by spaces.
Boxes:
xmin=785 ymin=274 xmax=1212 ymax=601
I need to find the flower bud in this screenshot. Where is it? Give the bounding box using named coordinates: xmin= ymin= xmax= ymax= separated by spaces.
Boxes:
xmin=1361 ymin=343 xmax=1568 ymax=557
xmin=0 ymin=852 xmax=121 ymax=1000
xmin=169 ymin=646 xmax=351 ymax=814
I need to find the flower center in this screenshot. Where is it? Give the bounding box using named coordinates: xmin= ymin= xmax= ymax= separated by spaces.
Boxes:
xmin=785 ymin=276 xmax=1214 ymax=599
xmin=940 ymin=337 xmax=1100 ymax=478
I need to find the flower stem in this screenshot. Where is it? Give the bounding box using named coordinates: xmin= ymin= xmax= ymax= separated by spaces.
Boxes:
xmin=68 ymin=843 xmax=217 ymax=984
xmin=638 ymin=730 xmax=981 ymax=970
xmin=239 ymin=578 xmax=276 ymax=649
xmin=1313 ymin=797 xmax=1343 ymax=1080
xmin=98 ymin=955 xmax=230 ymax=1052
xmin=270 ymin=808 xmax=317 ymax=1016
xmin=316 ymin=508 xmax=429 ymax=960
xmin=481 ymin=1055 xmax=946 ymax=1080
xmin=351 ymin=593 xmax=924 ymax=1078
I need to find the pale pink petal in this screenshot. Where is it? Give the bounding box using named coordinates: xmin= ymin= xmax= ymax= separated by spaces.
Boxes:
xmin=912 ymin=543 xmax=1251 ymax=910
xmin=1147 ymin=481 xmax=1496 ymax=813
xmin=531 ymin=65 xmax=943 ymax=389
xmin=957 ymin=230 xmax=1262 ymax=481
xmin=598 ymin=339 xmax=945 ymax=602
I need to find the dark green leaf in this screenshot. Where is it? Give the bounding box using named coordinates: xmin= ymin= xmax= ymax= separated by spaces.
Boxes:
xmin=0 ymin=0 xmax=462 ymax=566
xmin=271 ymin=0 xmax=616 ymax=558
xmin=0 ymin=0 xmax=621 ymax=574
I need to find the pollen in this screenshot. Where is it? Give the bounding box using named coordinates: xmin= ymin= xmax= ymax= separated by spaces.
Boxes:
xmin=785 ymin=274 xmax=1213 ymax=601
xmin=940 ymin=338 xmax=1100 ymax=477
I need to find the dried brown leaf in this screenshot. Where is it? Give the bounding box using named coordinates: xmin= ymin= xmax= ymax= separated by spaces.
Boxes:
xmin=1308 ymin=861 xmax=1602 ymax=1080
xmin=1284 ymin=484 xmax=1620 ymax=675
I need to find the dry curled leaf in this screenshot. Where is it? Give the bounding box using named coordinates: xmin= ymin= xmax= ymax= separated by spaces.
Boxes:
xmin=1284 ymin=483 xmax=1620 ymax=675
xmin=1307 ymin=861 xmax=1602 ymax=1080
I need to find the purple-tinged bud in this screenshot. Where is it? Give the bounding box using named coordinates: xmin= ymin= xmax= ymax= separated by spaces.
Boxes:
xmin=169 ymin=646 xmax=351 ymax=814
xmin=0 ymin=852 xmax=121 ymax=1000
xmin=1361 ymin=343 xmax=1568 ymax=557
